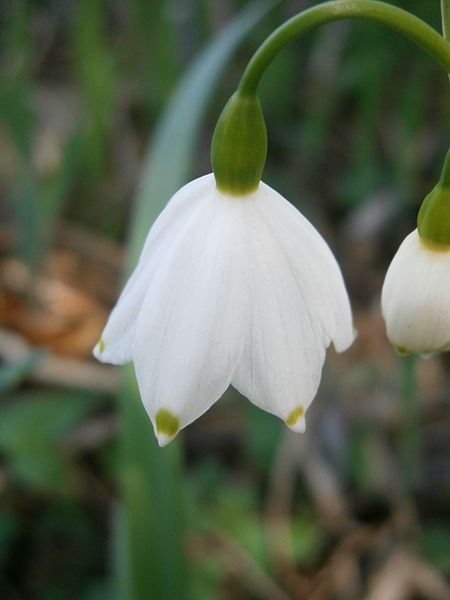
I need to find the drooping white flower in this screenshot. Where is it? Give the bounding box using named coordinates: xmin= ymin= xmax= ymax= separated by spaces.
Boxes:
xmin=381 ymin=229 xmax=450 ymax=355
xmin=94 ymin=174 xmax=354 ymax=446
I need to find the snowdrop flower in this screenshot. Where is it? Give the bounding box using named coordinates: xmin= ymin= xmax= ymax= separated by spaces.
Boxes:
xmin=94 ymin=174 xmax=354 ymax=446
xmin=94 ymin=91 xmax=354 ymax=446
xmin=381 ymin=154 xmax=450 ymax=357
xmin=381 ymin=229 xmax=450 ymax=355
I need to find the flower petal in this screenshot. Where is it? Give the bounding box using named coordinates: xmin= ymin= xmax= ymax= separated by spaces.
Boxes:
xmin=132 ymin=189 xmax=250 ymax=445
xmin=231 ymin=182 xmax=354 ymax=431
xmin=230 ymin=200 xmax=320 ymax=429
xmin=255 ymin=182 xmax=355 ymax=352
xmin=381 ymin=229 xmax=450 ymax=354
xmin=94 ymin=174 xmax=215 ymax=364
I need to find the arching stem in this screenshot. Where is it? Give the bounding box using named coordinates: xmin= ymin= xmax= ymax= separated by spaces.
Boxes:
xmin=238 ymin=0 xmax=450 ymax=96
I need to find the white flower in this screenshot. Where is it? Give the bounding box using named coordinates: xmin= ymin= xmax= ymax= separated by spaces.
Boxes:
xmin=94 ymin=174 xmax=354 ymax=446
xmin=381 ymin=229 xmax=450 ymax=355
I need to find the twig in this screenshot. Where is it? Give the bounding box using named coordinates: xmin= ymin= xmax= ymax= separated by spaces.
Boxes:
xmin=295 ymin=431 xmax=353 ymax=533
xmin=265 ymin=430 xmax=299 ymax=571
xmin=62 ymin=414 xmax=119 ymax=452
xmin=366 ymin=550 xmax=450 ymax=600
xmin=189 ymin=530 xmax=291 ymax=600
xmin=0 ymin=328 xmax=119 ymax=394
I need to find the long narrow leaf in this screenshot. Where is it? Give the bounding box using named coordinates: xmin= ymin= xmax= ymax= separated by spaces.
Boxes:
xmin=128 ymin=0 xmax=276 ymax=264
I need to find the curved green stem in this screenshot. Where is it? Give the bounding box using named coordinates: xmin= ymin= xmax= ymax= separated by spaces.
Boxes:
xmin=238 ymin=0 xmax=450 ymax=96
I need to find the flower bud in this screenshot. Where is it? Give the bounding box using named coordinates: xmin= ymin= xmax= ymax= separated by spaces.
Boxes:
xmin=381 ymin=229 xmax=450 ymax=355
xmin=382 ymin=148 xmax=450 ymax=355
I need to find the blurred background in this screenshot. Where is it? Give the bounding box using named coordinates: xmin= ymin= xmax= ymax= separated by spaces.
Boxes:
xmin=0 ymin=0 xmax=449 ymax=598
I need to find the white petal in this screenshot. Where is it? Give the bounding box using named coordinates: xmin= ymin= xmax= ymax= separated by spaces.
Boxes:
xmin=255 ymin=182 xmax=354 ymax=352
xmin=94 ymin=174 xmax=216 ymax=364
xmin=381 ymin=229 xmax=450 ymax=354
xmin=132 ymin=188 xmax=250 ymax=444
xmin=231 ymin=182 xmax=354 ymax=432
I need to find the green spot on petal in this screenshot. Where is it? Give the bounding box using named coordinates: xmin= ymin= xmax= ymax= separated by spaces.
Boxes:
xmin=286 ymin=405 xmax=304 ymax=427
xmin=155 ymin=409 xmax=179 ymax=437
xmin=98 ymin=338 xmax=105 ymax=353
xmin=395 ymin=345 xmax=413 ymax=357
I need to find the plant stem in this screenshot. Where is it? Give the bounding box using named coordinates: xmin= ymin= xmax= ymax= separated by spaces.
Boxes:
xmin=238 ymin=0 xmax=450 ymax=95
xmin=442 ymin=0 xmax=450 ymax=40
xmin=400 ymin=355 xmax=420 ymax=491
xmin=442 ymin=0 xmax=450 ymax=84
xmin=439 ymin=146 xmax=450 ymax=188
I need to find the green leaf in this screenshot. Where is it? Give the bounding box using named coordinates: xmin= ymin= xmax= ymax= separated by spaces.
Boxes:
xmin=420 ymin=524 xmax=450 ymax=571
xmin=127 ymin=0 xmax=180 ymax=115
xmin=0 ymin=511 xmax=18 ymax=563
xmin=0 ymin=390 xmax=102 ymax=492
xmin=73 ymin=0 xmax=115 ymax=181
xmin=0 ymin=350 xmax=44 ymax=394
xmin=244 ymin=401 xmax=282 ymax=476
xmin=116 ymin=3 xmax=278 ymax=600
xmin=127 ymin=0 xmax=277 ymax=265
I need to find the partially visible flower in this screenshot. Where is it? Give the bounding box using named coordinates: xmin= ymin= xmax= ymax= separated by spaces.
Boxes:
xmin=94 ymin=174 xmax=354 ymax=446
xmin=381 ymin=229 xmax=450 ymax=355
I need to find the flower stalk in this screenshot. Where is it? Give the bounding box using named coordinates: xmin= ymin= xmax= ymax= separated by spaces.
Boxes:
xmin=238 ymin=0 xmax=450 ymax=96
xmin=442 ymin=0 xmax=450 ymax=41
xmin=400 ymin=355 xmax=420 ymax=490
xmin=212 ymin=1 xmax=450 ymax=194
